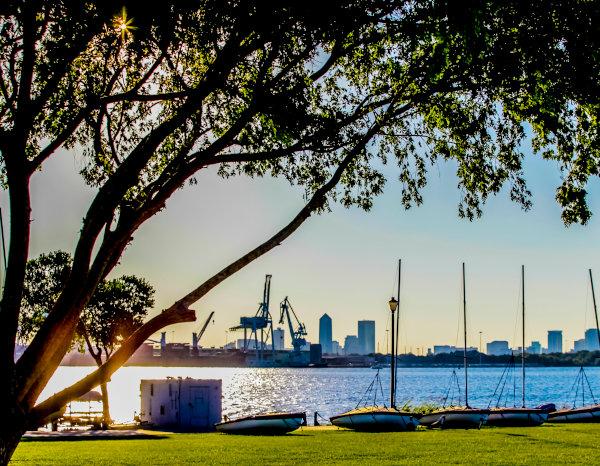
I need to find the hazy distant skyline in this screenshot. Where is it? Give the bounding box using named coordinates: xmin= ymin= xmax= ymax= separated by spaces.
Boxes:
xmin=3 ymin=134 xmax=600 ymax=354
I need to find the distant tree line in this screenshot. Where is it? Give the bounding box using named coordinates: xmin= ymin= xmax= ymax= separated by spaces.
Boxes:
xmin=373 ymin=351 xmax=600 ymax=367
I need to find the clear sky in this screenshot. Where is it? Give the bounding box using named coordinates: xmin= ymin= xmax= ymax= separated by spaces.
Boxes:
xmin=5 ymin=136 xmax=600 ymax=354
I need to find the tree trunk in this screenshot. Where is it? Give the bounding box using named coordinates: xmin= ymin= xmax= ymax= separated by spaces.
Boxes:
xmin=0 ymin=407 xmax=27 ymax=466
xmin=99 ymin=382 xmax=111 ymax=429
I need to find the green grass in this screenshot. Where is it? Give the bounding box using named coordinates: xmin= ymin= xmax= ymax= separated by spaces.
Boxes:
xmin=11 ymin=424 xmax=600 ymax=465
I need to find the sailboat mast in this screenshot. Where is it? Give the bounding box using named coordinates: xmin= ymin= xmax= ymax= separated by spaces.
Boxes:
xmin=390 ymin=298 xmax=396 ymax=408
xmin=590 ymin=269 xmax=600 ymax=349
xmin=395 ymin=259 xmax=401 ymax=400
xmin=462 ymin=262 xmax=469 ymax=407
xmin=521 ymin=265 xmax=526 ymax=408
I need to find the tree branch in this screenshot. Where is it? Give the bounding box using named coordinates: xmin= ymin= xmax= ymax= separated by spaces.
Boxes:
xmin=28 ymin=303 xmax=196 ymax=425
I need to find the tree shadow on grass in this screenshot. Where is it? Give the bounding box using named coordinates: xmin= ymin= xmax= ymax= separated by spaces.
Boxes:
xmin=21 ymin=431 xmax=169 ymax=442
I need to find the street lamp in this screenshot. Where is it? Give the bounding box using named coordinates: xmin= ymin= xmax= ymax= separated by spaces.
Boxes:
xmin=388 ymin=297 xmax=398 ymax=408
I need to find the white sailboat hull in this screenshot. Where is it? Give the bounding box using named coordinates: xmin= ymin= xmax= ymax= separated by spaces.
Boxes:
xmin=420 ymin=409 xmax=488 ymax=429
xmin=215 ymin=412 xmax=306 ymax=434
xmin=486 ymin=408 xmax=547 ymax=427
xmin=330 ymin=408 xmax=419 ymax=431
xmin=548 ymin=405 xmax=600 ymax=423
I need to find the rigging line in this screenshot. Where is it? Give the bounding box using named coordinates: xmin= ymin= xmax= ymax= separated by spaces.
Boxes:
xmin=572 ymin=368 xmax=584 ymax=409
xmin=0 ymin=207 xmax=6 ymax=270
xmin=582 ymin=367 xmax=597 ymax=405
xmin=442 ymin=369 xmax=457 ymax=408
xmin=566 ymin=367 xmax=583 ymax=408
xmin=510 ymin=274 xmax=521 ymax=356
xmin=455 ymin=369 xmax=462 ymax=406
xmin=377 ymin=370 xmax=387 ymax=408
xmin=584 ymin=279 xmax=590 ymax=334
xmin=356 ymin=375 xmax=377 ymax=409
xmin=499 ymin=360 xmax=513 ymax=408
xmin=488 ymin=356 xmax=512 ymax=408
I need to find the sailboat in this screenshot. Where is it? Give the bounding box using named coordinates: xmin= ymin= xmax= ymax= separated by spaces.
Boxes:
xmin=419 ymin=263 xmax=489 ymax=429
xmin=215 ymin=412 xmax=307 ymax=434
xmin=486 ymin=266 xmax=548 ymax=427
xmin=548 ymin=269 xmax=600 ymax=423
xmin=330 ymin=260 xmax=420 ymax=431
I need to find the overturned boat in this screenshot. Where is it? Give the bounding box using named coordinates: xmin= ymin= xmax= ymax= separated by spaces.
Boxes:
xmin=215 ymin=412 xmax=306 ymax=434
xmin=419 ymin=407 xmax=488 ymax=429
xmin=548 ymin=404 xmax=600 ymax=423
xmin=331 ymin=406 xmax=419 ymax=431
xmin=487 ymin=407 xmax=548 ymax=427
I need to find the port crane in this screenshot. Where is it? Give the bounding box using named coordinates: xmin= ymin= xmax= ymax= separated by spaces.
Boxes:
xmin=229 ymin=275 xmax=274 ymax=360
xmin=279 ymin=297 xmax=307 ymax=352
xmin=192 ymin=311 xmax=215 ymax=353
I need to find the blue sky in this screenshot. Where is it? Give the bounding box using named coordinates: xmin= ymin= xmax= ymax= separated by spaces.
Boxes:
xmin=6 ymin=136 xmax=600 ymax=353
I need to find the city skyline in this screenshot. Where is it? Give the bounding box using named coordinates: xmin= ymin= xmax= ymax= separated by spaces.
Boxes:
xmin=6 ymin=138 xmax=600 ymax=353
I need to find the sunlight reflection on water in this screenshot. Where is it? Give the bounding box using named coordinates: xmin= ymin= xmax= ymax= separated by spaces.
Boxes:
xmin=40 ymin=366 xmax=600 ymax=423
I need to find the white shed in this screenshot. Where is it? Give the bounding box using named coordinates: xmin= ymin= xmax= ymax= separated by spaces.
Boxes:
xmin=139 ymin=378 xmax=221 ymax=431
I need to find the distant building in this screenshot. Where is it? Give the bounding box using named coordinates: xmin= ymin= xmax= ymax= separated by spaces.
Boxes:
xmin=547 ymin=330 xmax=563 ymax=353
xmin=344 ymin=335 xmax=361 ymax=355
xmin=319 ymin=314 xmax=333 ymax=354
xmin=434 ymin=345 xmax=477 ymax=355
xmin=300 ymin=341 xmax=311 ymax=351
xmin=527 ymin=341 xmax=542 ymax=355
xmin=310 ymin=344 xmax=323 ymax=364
xmin=434 ymin=345 xmax=455 ymax=355
xmin=331 ymin=340 xmax=341 ymax=355
xmin=584 ymin=328 xmax=600 ymax=351
xmin=487 ymin=340 xmax=511 ymax=356
xmin=358 ymin=320 xmax=375 ymax=355
xmin=236 ymin=338 xmax=263 ymax=351
xmin=273 ymin=328 xmax=285 ymax=350
xmin=574 ymin=339 xmax=586 ymax=352
xmin=222 ymin=342 xmax=236 ymax=350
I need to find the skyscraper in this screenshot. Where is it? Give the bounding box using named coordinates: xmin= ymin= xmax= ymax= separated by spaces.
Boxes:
xmin=344 ymin=335 xmax=360 ymax=355
xmin=358 ymin=320 xmax=375 ymax=355
xmin=319 ymin=313 xmax=333 ymax=354
xmin=547 ymin=330 xmax=563 ymax=353
xmin=584 ymin=328 xmax=600 ymax=351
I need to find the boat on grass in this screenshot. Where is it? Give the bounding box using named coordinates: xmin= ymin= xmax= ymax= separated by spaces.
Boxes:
xmin=487 ymin=407 xmax=548 ymax=427
xmin=419 ymin=407 xmax=488 ymax=429
xmin=486 ymin=266 xmax=547 ymax=428
xmin=419 ymin=263 xmax=489 ymax=430
xmin=215 ymin=412 xmax=306 ymax=434
xmin=330 ymin=260 xmax=419 ymax=432
xmin=548 ymin=404 xmax=600 ymax=423
xmin=548 ymin=270 xmax=600 ymax=424
xmin=330 ymin=406 xmax=418 ymax=431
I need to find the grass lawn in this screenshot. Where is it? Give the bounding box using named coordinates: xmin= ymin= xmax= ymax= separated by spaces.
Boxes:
xmin=11 ymin=424 xmax=600 ymax=465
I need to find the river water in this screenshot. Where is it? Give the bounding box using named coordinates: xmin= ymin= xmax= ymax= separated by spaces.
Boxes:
xmin=41 ymin=366 xmax=600 ymax=424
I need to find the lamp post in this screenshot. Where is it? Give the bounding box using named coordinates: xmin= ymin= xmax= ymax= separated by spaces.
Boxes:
xmin=388 ymin=296 xmax=398 ymax=408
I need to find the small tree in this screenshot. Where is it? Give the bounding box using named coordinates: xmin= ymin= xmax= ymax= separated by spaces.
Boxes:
xmin=78 ymin=276 xmax=154 ymax=426
xmin=20 ymin=252 xmax=154 ymax=427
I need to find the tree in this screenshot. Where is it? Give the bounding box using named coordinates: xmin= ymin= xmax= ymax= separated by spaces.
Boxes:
xmin=20 ymin=251 xmax=154 ymax=428
xmin=78 ymin=276 xmax=153 ymax=427
xmin=1 ymin=0 xmax=600 ymax=462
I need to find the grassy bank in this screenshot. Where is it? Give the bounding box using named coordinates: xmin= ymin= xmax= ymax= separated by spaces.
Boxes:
xmin=12 ymin=424 xmax=599 ymax=465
